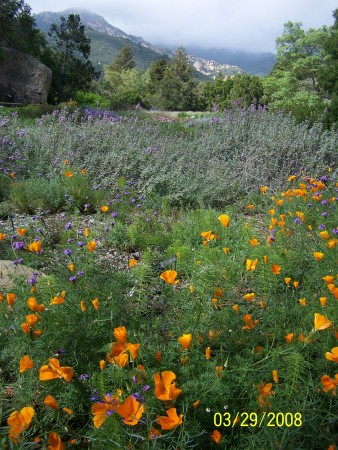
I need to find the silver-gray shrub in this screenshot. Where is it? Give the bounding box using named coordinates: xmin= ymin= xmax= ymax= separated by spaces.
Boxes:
xmin=1 ymin=106 xmax=337 ymax=207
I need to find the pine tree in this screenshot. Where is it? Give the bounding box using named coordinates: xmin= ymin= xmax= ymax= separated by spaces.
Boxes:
xmin=110 ymin=45 xmax=136 ymax=72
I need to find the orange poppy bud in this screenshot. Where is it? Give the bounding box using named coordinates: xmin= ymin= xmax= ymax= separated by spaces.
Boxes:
xmin=319 ymin=297 xmax=327 ymax=307
xmin=44 ymin=395 xmax=59 ymax=410
xmin=100 ymin=360 xmax=106 ymax=370
xmin=205 ymin=347 xmax=211 ymax=359
xmin=272 ymin=370 xmax=279 ymax=383
xmin=87 ymin=241 xmax=97 ymax=252
xmin=92 ymin=298 xmax=100 ymax=310
xmin=154 ymin=351 xmax=162 ymax=362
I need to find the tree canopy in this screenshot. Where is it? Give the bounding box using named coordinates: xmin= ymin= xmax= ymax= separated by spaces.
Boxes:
xmin=44 ymin=14 xmax=98 ymax=103
xmin=0 ymin=0 xmax=45 ymax=57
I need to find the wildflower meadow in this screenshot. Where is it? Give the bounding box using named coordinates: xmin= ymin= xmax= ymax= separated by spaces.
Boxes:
xmin=0 ymin=106 xmax=337 ymax=449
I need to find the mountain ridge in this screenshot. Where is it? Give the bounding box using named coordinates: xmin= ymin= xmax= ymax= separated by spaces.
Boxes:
xmin=34 ymin=9 xmax=275 ymax=77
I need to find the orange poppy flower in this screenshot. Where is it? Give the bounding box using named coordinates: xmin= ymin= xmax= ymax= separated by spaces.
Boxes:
xmin=319 ymin=230 xmax=330 ymax=240
xmin=323 ymin=275 xmax=334 ymax=284
xmin=154 ymin=371 xmax=182 ymax=401
xmin=211 ymin=429 xmax=222 ymax=444
xmin=314 ymin=313 xmax=332 ymax=331
xmin=62 ymin=407 xmax=73 ymax=415
xmin=113 ymin=326 xmax=128 ymax=344
xmin=293 ymin=281 xmax=299 ymax=288
xmin=223 ymin=247 xmax=230 ymax=254
xmin=28 ymin=240 xmax=42 ymax=254
xmin=321 ymin=374 xmax=338 ymax=396
xmin=218 ymin=214 xmax=230 ymax=227
xmin=47 ymin=432 xmax=65 ymax=450
xmin=271 ymin=264 xmax=281 ymax=274
xmin=19 ymin=355 xmax=34 ymax=372
xmin=160 ymin=270 xmax=179 ymax=284
xmin=21 ymin=323 xmax=30 ymax=333
xmin=129 ymin=258 xmax=138 ymax=267
xmin=325 ymin=347 xmax=338 ymax=363
xmin=299 ymin=298 xmax=307 ymax=306
xmin=178 ymin=333 xmax=192 ymax=350
xmin=232 ymin=304 xmax=240 ymax=313
xmin=244 ymin=293 xmax=255 ymax=302
xmin=7 ymin=406 xmax=35 ymax=444
xmin=193 ymin=400 xmax=200 ymax=408
xmin=44 ymin=395 xmax=59 ymax=410
xmin=258 ymin=382 xmax=274 ymax=408
xmin=17 ymin=228 xmax=26 ymax=236
xmin=215 ymin=366 xmax=223 ymax=378
xmin=26 ymin=297 xmax=45 ymax=312
xmin=200 ymin=231 xmax=218 ymax=241
xmin=319 ymin=297 xmax=327 ymax=307
xmin=285 ymin=333 xmax=294 ymax=343
xmin=205 ymin=347 xmax=211 ymax=359
xmin=248 ymin=204 xmax=255 ymax=210
xmin=249 ymin=237 xmax=260 ymax=247
xmin=50 ymin=294 xmax=65 ymax=305
xmin=107 ymin=342 xmax=140 ymax=367
xmin=0 ymin=233 xmax=7 ymax=240
xmin=313 ymin=252 xmax=325 ymax=262
xmin=242 ymin=314 xmax=259 ymax=330
xmin=100 ymin=205 xmax=109 ymax=212
xmin=87 ymin=241 xmax=97 ymax=252
xmin=91 ymin=393 xmax=121 ymax=428
xmin=116 ymin=395 xmax=145 ymax=426
xmin=7 ymin=293 xmax=16 ymax=305
xmin=246 ymin=259 xmax=258 ymax=271
xmin=64 ymin=171 xmax=73 ymax=177
xmin=284 ymin=277 xmax=291 ymax=285
xmin=39 ymin=358 xmax=73 ymax=382
xmin=156 ymin=408 xmax=183 ymax=430
xmin=68 ymin=263 xmax=75 ymax=272
xmin=25 ymin=314 xmax=39 ymax=328
xmin=148 ymin=428 xmax=162 ymax=440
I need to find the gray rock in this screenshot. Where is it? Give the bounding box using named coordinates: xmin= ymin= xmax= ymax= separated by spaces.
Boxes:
xmin=0 ymin=46 xmax=52 ymax=104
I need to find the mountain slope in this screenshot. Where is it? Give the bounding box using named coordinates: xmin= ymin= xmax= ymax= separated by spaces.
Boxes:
xmin=34 ymin=9 xmax=169 ymax=73
xmin=34 ymin=9 xmax=274 ymax=78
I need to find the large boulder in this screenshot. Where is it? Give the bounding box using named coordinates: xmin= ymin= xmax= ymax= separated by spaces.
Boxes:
xmin=0 ymin=46 xmax=52 ymax=104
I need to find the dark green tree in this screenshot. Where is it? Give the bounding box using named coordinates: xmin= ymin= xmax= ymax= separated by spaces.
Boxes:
xmin=171 ymin=46 xmax=193 ymax=82
xmin=318 ymin=9 xmax=338 ymax=126
xmin=148 ymin=58 xmax=169 ymax=94
xmin=263 ymin=21 xmax=329 ymax=123
xmin=0 ymin=0 xmax=45 ymax=57
xmin=155 ymin=47 xmax=198 ymax=110
xmin=44 ymin=14 xmax=98 ymax=103
xmin=229 ymin=74 xmax=264 ymax=107
xmin=110 ymin=45 xmax=136 ymax=72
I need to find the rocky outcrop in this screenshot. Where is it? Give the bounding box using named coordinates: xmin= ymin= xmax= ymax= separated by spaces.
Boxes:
xmin=0 ymin=46 xmax=52 ymax=104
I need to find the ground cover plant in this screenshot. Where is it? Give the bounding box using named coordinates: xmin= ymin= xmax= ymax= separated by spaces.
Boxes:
xmin=0 ymin=107 xmax=337 ymax=449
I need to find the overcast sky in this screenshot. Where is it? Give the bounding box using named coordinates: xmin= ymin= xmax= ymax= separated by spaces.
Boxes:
xmin=27 ymin=0 xmax=337 ymax=53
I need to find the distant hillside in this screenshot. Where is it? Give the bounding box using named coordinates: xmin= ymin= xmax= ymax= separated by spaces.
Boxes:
xmin=34 ymin=9 xmax=273 ymax=79
xmin=184 ymin=46 xmax=276 ymax=76
xmin=34 ymin=10 xmax=169 ymax=74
